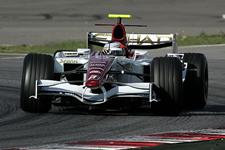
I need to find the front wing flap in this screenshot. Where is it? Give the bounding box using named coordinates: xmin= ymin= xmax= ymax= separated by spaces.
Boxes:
xmin=36 ymin=80 xmax=158 ymax=105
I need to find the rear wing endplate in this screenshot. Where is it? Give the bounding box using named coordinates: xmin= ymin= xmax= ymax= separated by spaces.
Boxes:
xmin=87 ymin=32 xmax=178 ymax=53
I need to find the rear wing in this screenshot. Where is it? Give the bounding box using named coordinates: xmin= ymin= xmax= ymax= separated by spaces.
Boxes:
xmin=87 ymin=32 xmax=178 ymax=53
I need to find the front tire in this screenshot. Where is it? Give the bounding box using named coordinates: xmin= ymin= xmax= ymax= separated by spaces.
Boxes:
xmin=183 ymin=53 xmax=208 ymax=108
xmin=150 ymin=57 xmax=183 ymax=114
xmin=20 ymin=53 xmax=54 ymax=113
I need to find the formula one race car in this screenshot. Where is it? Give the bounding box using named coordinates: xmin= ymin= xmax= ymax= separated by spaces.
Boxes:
xmin=20 ymin=14 xmax=208 ymax=114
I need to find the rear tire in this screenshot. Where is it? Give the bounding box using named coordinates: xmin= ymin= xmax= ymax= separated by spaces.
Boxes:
xmin=183 ymin=53 xmax=208 ymax=108
xmin=150 ymin=57 xmax=183 ymax=114
xmin=20 ymin=53 xmax=54 ymax=113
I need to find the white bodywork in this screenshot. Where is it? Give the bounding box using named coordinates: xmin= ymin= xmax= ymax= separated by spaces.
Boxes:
xmin=38 ymin=80 xmax=155 ymax=105
xmin=34 ymin=33 xmax=187 ymax=105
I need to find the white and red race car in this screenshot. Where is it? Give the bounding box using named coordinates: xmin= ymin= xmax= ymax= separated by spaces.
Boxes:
xmin=20 ymin=14 xmax=208 ymax=114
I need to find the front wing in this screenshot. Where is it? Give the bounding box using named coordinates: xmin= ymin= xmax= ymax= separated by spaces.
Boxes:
xmin=35 ymin=80 xmax=158 ymax=105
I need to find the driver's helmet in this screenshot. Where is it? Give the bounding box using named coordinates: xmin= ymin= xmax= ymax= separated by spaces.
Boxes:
xmin=102 ymin=42 xmax=125 ymax=56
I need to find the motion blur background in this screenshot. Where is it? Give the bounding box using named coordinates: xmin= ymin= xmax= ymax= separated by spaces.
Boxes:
xmin=0 ymin=0 xmax=225 ymax=45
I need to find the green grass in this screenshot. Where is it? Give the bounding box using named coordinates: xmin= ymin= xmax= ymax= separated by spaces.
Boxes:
xmin=0 ymin=33 xmax=225 ymax=54
xmin=0 ymin=40 xmax=86 ymax=54
xmin=177 ymin=33 xmax=225 ymax=46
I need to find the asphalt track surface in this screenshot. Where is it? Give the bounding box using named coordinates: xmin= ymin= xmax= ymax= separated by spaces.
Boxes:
xmin=0 ymin=45 xmax=225 ymax=148
xmin=0 ymin=0 xmax=225 ymax=45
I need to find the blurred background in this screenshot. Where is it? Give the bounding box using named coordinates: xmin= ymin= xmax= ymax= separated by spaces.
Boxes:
xmin=0 ymin=0 xmax=225 ymax=45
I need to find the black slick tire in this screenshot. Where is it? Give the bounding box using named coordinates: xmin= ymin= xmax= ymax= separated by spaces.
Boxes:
xmin=150 ymin=57 xmax=183 ymax=114
xmin=20 ymin=53 xmax=54 ymax=113
xmin=183 ymin=53 xmax=208 ymax=108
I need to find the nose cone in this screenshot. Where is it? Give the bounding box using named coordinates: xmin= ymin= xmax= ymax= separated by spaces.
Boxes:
xmin=85 ymin=80 xmax=100 ymax=88
xmin=85 ymin=52 xmax=114 ymax=88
